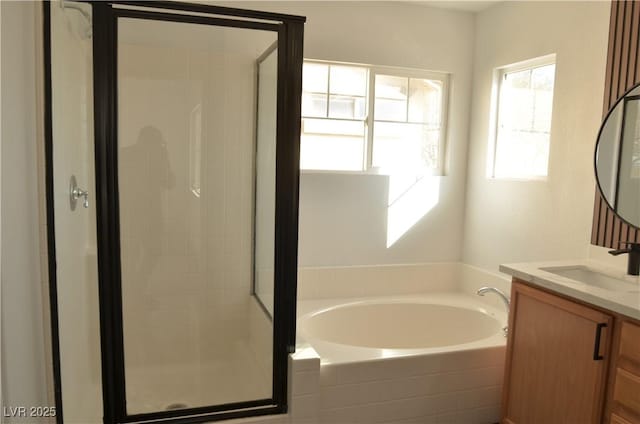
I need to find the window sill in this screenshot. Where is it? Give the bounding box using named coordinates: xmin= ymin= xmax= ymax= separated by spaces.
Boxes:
xmin=301 ymin=168 xmax=383 ymax=176
xmin=301 ymin=168 xmax=445 ymax=177
xmin=487 ymin=175 xmax=548 ymax=182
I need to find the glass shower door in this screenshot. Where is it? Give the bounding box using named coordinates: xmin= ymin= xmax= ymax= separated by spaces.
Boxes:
xmin=254 ymin=44 xmax=278 ymax=317
xmin=90 ymin=3 xmax=303 ymax=423
xmin=117 ymin=17 xmax=277 ymax=414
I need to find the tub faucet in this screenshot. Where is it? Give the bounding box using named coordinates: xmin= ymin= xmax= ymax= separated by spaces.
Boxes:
xmin=476 ymin=286 xmax=510 ymax=337
xmin=608 ymin=242 xmax=640 ymax=276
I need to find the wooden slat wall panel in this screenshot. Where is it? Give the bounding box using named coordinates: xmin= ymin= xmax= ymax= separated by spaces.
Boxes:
xmin=592 ymin=0 xmax=640 ymax=248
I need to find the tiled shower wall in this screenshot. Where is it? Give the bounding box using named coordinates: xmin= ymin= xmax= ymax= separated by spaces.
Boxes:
xmin=49 ymin=3 xmax=102 ymax=420
xmin=118 ymin=39 xmax=257 ymax=369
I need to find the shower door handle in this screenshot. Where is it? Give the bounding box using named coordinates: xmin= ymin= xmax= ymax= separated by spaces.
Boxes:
xmin=70 ymin=175 xmax=89 ymax=210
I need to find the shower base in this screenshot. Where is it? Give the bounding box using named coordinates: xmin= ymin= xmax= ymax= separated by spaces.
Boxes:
xmin=125 ymin=341 xmax=271 ymax=415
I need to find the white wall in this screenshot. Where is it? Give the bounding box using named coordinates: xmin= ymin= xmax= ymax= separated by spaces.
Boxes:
xmin=234 ymin=1 xmax=476 ymax=267
xmin=1 ymin=1 xmax=51 ymax=421
xmin=462 ymin=1 xmax=610 ymax=273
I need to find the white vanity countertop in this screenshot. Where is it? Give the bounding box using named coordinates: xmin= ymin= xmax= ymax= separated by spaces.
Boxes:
xmin=500 ymin=260 xmax=640 ymax=320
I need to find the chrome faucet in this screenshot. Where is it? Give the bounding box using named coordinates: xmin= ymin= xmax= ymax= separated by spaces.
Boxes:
xmin=477 ymin=286 xmax=510 ymax=337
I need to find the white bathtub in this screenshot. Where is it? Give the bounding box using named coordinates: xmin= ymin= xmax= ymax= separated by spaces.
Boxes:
xmin=298 ymin=293 xmax=507 ymax=363
xmin=296 ymin=293 xmax=507 ymax=423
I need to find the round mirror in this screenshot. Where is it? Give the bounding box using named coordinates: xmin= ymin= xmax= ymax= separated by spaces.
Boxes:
xmin=595 ymin=83 xmax=640 ymax=228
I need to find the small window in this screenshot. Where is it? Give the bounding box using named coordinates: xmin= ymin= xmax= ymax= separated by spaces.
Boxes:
xmin=300 ymin=63 xmax=368 ymax=171
xmin=372 ymin=74 xmax=445 ymax=172
xmin=300 ymin=61 xmax=448 ymax=174
xmin=491 ymin=55 xmax=556 ymax=179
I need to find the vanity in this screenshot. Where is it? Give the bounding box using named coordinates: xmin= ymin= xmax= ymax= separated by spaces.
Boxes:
xmin=498 ymin=81 xmax=640 ymax=423
xmin=500 ymin=262 xmax=640 ymax=424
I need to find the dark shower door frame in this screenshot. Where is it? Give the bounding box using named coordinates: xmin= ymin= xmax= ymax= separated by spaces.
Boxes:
xmin=43 ymin=2 xmax=305 ymax=423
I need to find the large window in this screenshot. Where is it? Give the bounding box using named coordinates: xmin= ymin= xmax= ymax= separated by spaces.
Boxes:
xmin=491 ymin=55 xmax=556 ymax=179
xmin=300 ymin=61 xmax=449 ymax=174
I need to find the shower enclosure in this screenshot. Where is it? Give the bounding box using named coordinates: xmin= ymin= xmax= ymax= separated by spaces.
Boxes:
xmin=43 ymin=1 xmax=304 ymax=423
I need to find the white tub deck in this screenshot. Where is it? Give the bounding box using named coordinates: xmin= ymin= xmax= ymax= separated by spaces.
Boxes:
xmin=295 ymin=292 xmax=507 ymax=423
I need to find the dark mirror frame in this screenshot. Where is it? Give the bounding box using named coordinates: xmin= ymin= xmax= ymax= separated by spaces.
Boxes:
xmin=594 ymin=81 xmax=640 ymax=231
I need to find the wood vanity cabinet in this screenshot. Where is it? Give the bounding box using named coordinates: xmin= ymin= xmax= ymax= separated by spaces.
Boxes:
xmin=502 ymin=280 xmax=640 ymax=424
xmin=608 ymin=319 xmax=640 ymax=423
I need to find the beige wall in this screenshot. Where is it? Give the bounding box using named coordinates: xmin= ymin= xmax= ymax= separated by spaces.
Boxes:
xmin=462 ymin=1 xmax=610 ymax=273
xmin=1 ymin=1 xmax=51 ymax=421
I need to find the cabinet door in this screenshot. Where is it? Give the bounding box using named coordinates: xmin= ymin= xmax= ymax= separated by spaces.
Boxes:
xmin=502 ymin=282 xmax=613 ymax=424
xmin=611 ymin=321 xmax=640 ymax=423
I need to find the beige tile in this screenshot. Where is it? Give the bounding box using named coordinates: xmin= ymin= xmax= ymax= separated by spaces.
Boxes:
xmin=290 ymin=394 xmax=319 ymax=420
xmin=292 ymin=371 xmax=319 ymax=396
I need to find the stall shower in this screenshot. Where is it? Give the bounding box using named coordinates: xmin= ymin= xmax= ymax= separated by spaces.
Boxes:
xmin=45 ymin=1 xmax=303 ymax=423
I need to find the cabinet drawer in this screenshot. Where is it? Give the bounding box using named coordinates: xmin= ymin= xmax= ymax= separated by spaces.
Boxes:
xmin=613 ymin=368 xmax=640 ymax=418
xmin=611 ymin=413 xmax=636 ymax=424
xmin=619 ymin=321 xmax=640 ymax=374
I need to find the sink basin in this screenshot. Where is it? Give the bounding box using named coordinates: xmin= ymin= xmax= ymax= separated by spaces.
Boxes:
xmin=540 ymin=266 xmax=640 ymax=292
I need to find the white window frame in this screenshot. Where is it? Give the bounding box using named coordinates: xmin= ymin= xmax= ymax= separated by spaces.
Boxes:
xmin=488 ymin=54 xmax=557 ymax=181
xmin=301 ymin=59 xmax=450 ymax=175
